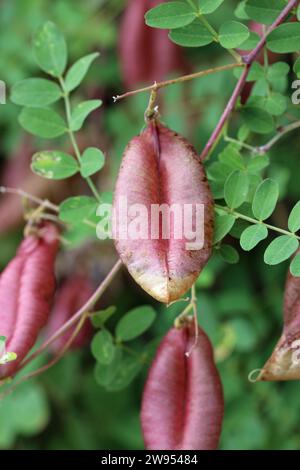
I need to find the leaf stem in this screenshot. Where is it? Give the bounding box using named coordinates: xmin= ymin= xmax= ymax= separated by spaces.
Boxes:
xmin=253 ymin=120 xmax=300 ymax=155
xmin=113 ymin=63 xmax=244 ymax=102
xmin=215 ymin=204 xmax=300 ymax=240
xmin=58 ymin=76 xmax=101 ymax=203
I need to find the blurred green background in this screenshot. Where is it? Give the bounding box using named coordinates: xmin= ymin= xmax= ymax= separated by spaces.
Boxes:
xmin=1 ymin=0 xmax=300 ymax=450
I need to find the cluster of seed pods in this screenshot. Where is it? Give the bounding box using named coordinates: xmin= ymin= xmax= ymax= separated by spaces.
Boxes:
xmin=0 ymin=223 xmax=59 ymax=379
xmin=141 ymin=321 xmax=224 ymax=450
xmin=119 ymin=0 xmax=186 ymax=87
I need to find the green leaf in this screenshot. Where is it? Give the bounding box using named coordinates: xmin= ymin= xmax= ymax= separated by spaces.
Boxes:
xmin=239 ymin=31 xmax=260 ymax=50
xmin=268 ymin=62 xmax=290 ymax=80
xmin=219 ymin=21 xmax=249 ymax=49
xmin=31 ymin=151 xmax=79 ymax=180
xmin=214 ymin=213 xmax=236 ymax=243
xmin=59 ymin=196 xmax=98 ymax=224
xmin=264 ymin=93 xmax=287 ymax=116
xmin=241 ymin=106 xmax=274 ymax=134
xmin=70 ymin=99 xmax=102 ymax=132
xmin=290 ymin=252 xmax=300 ymax=277
xmin=169 ymin=21 xmax=214 ymax=47
xmin=247 ymin=154 xmax=270 ymax=173
xmin=208 ymin=161 xmax=232 ymax=181
xmin=234 ymin=61 xmax=264 ymax=81
xmin=294 ymin=56 xmax=300 ymax=77
xmin=219 ymin=244 xmax=239 ymax=264
xmin=264 ymin=236 xmax=299 ymax=266
xmin=65 ymin=52 xmax=100 ymax=92
xmin=94 ymin=348 xmax=122 ymax=387
xmin=218 ymin=145 xmax=245 ymax=170
xmin=235 ymin=1 xmax=249 ymax=20
xmin=33 ymin=21 xmax=67 ymax=76
xmin=224 ymin=170 xmax=249 ymax=209
xmin=245 ymin=0 xmax=286 ymax=25
xmin=240 ymin=224 xmax=268 ymax=251
xmin=11 ymin=78 xmax=61 ymax=107
xmin=80 ymin=147 xmax=105 ymax=177
xmin=252 ymin=179 xmax=279 ymax=220
xmin=267 ymin=24 xmax=300 ymax=54
xmin=104 ymin=354 xmax=142 ymax=392
xmin=116 ymin=306 xmax=156 ymax=342
xmin=288 ymin=201 xmax=300 ymax=233
xmin=145 ymin=2 xmax=196 ymax=29
xmin=18 ymin=107 xmax=66 ymax=138
xmin=91 ymin=306 xmax=117 ymax=328
xmin=0 ymin=351 xmax=17 ymax=365
xmin=197 ymin=0 xmax=224 ymax=14
xmin=91 ymin=329 xmax=115 ymax=365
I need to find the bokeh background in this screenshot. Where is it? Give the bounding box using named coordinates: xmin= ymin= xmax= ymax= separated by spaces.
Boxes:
xmin=1 ymin=0 xmax=300 ymax=450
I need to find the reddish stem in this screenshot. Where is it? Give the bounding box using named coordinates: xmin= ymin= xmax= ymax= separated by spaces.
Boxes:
xmin=200 ymin=0 xmax=298 ymax=161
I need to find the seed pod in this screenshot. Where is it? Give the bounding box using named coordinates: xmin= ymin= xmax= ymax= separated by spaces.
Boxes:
xmin=141 ymin=322 xmax=224 ymax=450
xmin=0 ymin=223 xmax=59 ymax=378
xmin=45 ymin=275 xmax=94 ymax=354
xmin=113 ymin=121 xmax=214 ymax=303
xmin=119 ymin=0 xmax=186 ymax=88
xmin=259 ymin=263 xmax=300 ymax=381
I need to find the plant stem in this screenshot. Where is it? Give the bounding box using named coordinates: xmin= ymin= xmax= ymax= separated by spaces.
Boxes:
xmin=58 ymin=76 xmax=101 ymax=203
xmin=17 ymin=259 xmax=123 ymax=372
xmin=224 ymin=136 xmax=256 ymax=152
xmin=200 ymin=0 xmax=298 ymax=161
xmin=253 ymin=120 xmax=300 ymax=155
xmin=0 ymin=186 xmax=59 ymax=212
xmin=113 ymin=63 xmax=244 ymax=102
xmin=215 ymin=204 xmax=300 ymax=240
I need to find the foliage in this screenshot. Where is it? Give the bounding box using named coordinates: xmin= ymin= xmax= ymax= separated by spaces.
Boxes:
xmin=1 ymin=0 xmax=300 ymax=451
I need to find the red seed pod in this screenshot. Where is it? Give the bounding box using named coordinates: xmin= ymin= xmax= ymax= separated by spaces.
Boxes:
xmin=259 ymin=264 xmax=300 ymax=381
xmin=113 ymin=121 xmax=214 ymax=303
xmin=45 ymin=275 xmax=94 ymax=354
xmin=0 ymin=223 xmax=59 ymax=378
xmin=119 ymin=0 xmax=186 ymax=88
xmin=141 ymin=322 xmax=224 ymax=450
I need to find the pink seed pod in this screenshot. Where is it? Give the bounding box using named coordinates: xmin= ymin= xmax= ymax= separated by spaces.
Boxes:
xmin=45 ymin=275 xmax=94 ymax=354
xmin=0 ymin=223 xmax=59 ymax=378
xmin=259 ymin=263 xmax=300 ymax=381
xmin=119 ymin=0 xmax=187 ymax=88
xmin=113 ymin=121 xmax=214 ymax=303
xmin=141 ymin=322 xmax=224 ymax=450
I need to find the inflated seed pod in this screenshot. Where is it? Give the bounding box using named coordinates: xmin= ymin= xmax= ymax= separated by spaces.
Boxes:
xmin=259 ymin=262 xmax=300 ymax=381
xmin=141 ymin=322 xmax=224 ymax=450
xmin=119 ymin=0 xmax=186 ymax=87
xmin=45 ymin=275 xmax=93 ymax=353
xmin=0 ymin=223 xmax=59 ymax=378
xmin=113 ymin=121 xmax=214 ymax=303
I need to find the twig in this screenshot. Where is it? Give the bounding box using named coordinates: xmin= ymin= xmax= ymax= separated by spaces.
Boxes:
xmin=200 ymin=0 xmax=298 ymax=161
xmin=0 ymin=186 xmax=59 ymax=212
xmin=113 ymin=63 xmax=244 ymax=102
xmin=215 ymin=204 xmax=300 ymax=240
xmin=17 ymin=259 xmax=123 ymax=372
xmin=253 ymin=120 xmax=300 ymax=155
